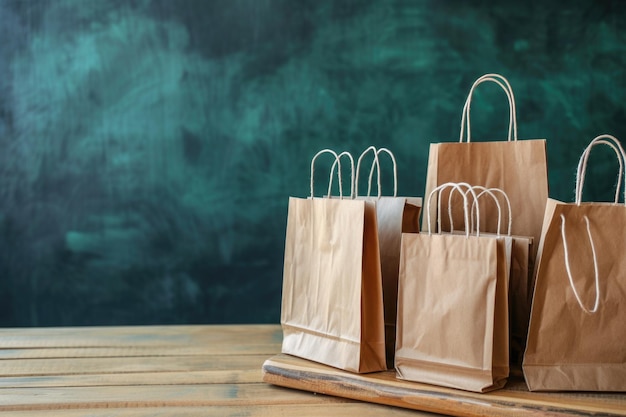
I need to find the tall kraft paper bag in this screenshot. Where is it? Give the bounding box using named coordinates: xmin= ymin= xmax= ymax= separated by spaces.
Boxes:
xmin=281 ymin=149 xmax=386 ymax=373
xmin=423 ymin=74 xmax=548 ymax=266
xmin=354 ymin=146 xmax=422 ymax=369
xmin=396 ymin=183 xmax=509 ymax=392
xmin=524 ymin=135 xmax=626 ymax=391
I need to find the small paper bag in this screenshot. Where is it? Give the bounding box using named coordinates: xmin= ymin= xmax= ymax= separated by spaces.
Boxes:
xmin=524 ymin=135 xmax=626 ymax=391
xmin=281 ymin=149 xmax=386 ymax=373
xmin=395 ymin=183 xmax=509 ymax=392
xmin=355 ymin=146 xmax=422 ymax=368
xmin=423 ymin=74 xmax=548 ymax=265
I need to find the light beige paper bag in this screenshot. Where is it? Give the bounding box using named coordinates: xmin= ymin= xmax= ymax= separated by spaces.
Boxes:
xmin=524 ymin=135 xmax=626 ymax=391
xmin=355 ymin=147 xmax=422 ymax=368
xmin=281 ymin=149 xmax=386 ymax=373
xmin=423 ymin=74 xmax=548 ymax=264
xmin=396 ymin=183 xmax=509 ymax=392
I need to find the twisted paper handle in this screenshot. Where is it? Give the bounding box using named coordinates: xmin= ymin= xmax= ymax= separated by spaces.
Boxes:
xmin=470 ymin=187 xmax=512 ymax=236
xmin=460 ymin=73 xmax=518 ymax=142
xmin=325 ymin=151 xmax=356 ymax=199
xmin=427 ymin=182 xmax=478 ymax=237
xmin=575 ymin=134 xmax=626 ymax=205
xmin=355 ymin=146 xmax=380 ymax=198
xmin=445 ymin=185 xmax=511 ymax=237
xmin=355 ymin=146 xmax=398 ymax=198
xmin=560 ymin=214 xmax=600 ymax=314
xmin=311 ymin=149 xmax=352 ymax=199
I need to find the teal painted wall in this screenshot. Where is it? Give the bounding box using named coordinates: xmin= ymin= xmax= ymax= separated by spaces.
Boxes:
xmin=1 ymin=0 xmax=625 ymax=326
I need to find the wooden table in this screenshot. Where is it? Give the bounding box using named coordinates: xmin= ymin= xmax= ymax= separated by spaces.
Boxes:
xmin=0 ymin=324 xmax=430 ymax=416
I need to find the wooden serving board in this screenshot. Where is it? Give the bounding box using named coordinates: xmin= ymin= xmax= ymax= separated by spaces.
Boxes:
xmin=262 ymin=354 xmax=626 ymax=416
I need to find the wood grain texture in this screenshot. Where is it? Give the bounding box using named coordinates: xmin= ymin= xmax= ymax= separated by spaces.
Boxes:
xmin=262 ymin=354 xmax=626 ymax=417
xmin=0 ymin=369 xmax=263 ymax=388
xmin=0 ymin=325 xmax=282 ymax=349
xmin=0 ymin=354 xmax=270 ymax=376
xmin=6 ymin=324 xmax=623 ymax=417
xmin=0 ymin=344 xmax=281 ymax=359
xmin=1 ymin=403 xmax=430 ymax=416
xmin=0 ymin=383 xmax=340 ymax=411
xmin=0 ymin=324 xmax=434 ymax=416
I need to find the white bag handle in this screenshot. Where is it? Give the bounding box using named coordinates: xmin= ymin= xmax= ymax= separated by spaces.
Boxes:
xmin=355 ymin=146 xmax=381 ymax=198
xmin=355 ymin=147 xmax=398 ymax=198
xmin=562 ymin=135 xmax=623 ymax=314
xmin=575 ymin=134 xmax=626 ymax=205
xmin=444 ymin=183 xmax=485 ymax=234
xmin=327 ymin=151 xmax=356 ymax=199
xmin=459 ymin=74 xmax=518 ymax=143
xmin=310 ymin=149 xmax=348 ymax=199
xmin=445 ymin=185 xmax=510 ymax=237
xmin=470 ymin=187 xmax=512 ymax=236
xmin=427 ymin=182 xmax=479 ymax=237
xmin=560 ymin=214 xmax=600 ymax=314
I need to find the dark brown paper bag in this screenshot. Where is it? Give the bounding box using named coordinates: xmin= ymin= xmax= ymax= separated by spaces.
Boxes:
xmin=524 ymin=135 xmax=626 ymax=391
xmin=281 ymin=149 xmax=386 ymax=373
xmin=466 ymin=186 xmax=534 ymax=369
xmin=450 ymin=185 xmax=520 ymax=381
xmin=395 ymin=183 xmax=509 ymax=392
xmin=355 ymin=147 xmax=422 ymax=369
xmin=508 ymin=234 xmax=533 ymax=368
xmin=423 ymin=74 xmax=548 ymax=264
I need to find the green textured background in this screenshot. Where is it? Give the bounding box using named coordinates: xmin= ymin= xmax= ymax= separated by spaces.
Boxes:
xmin=0 ymin=0 xmax=625 ymax=326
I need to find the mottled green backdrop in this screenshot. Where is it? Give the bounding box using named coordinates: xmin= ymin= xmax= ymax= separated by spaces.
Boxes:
xmin=1 ymin=0 xmax=625 ymax=326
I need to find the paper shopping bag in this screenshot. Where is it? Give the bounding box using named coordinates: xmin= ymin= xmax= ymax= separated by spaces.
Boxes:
xmin=395 ymin=183 xmax=509 ymax=392
xmin=466 ymin=186 xmax=534 ymax=369
xmin=524 ymin=135 xmax=626 ymax=391
xmin=423 ymin=74 xmax=548 ymax=264
xmin=508 ymin=233 xmax=533 ymax=368
xmin=355 ymin=146 xmax=422 ymax=368
xmin=281 ymin=149 xmax=386 ymax=373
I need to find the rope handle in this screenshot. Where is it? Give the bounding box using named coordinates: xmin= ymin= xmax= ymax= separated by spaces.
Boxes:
xmin=459 ymin=74 xmax=518 ymax=143
xmin=427 ymin=182 xmax=479 ymax=237
xmin=327 ymin=151 xmax=356 ymax=199
xmin=368 ymin=148 xmax=398 ymax=198
xmin=470 ymin=187 xmax=512 ymax=236
xmin=445 ymin=185 xmax=511 ymax=236
xmin=443 ymin=184 xmax=484 ymax=235
xmin=310 ymin=149 xmax=345 ymax=198
xmin=355 ymin=146 xmax=381 ymax=198
xmin=575 ymin=135 xmax=626 ymax=205
xmin=355 ymin=147 xmax=398 ymax=198
xmin=560 ymin=214 xmax=600 ymax=314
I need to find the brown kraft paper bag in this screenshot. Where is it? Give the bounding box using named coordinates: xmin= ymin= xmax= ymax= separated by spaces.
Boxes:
xmin=465 ymin=186 xmax=534 ymax=370
xmin=395 ymin=183 xmax=509 ymax=392
xmin=524 ymin=135 xmax=626 ymax=391
xmin=423 ymin=74 xmax=548 ymax=267
xmin=354 ymin=146 xmax=422 ymax=369
xmin=281 ymin=149 xmax=386 ymax=373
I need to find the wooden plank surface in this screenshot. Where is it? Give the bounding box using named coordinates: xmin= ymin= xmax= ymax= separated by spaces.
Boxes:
xmin=0 ymin=324 xmax=282 ymax=349
xmin=2 ymin=404 xmax=429 ymax=417
xmin=7 ymin=324 xmax=623 ymax=416
xmin=262 ymin=353 xmax=626 ymax=417
xmin=0 ymin=324 xmax=430 ymax=416
xmin=0 ymin=354 xmax=271 ymax=376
